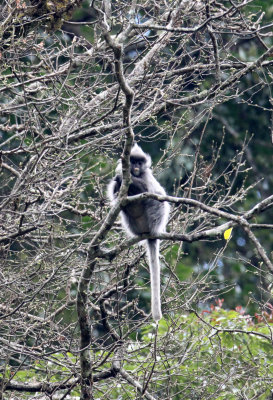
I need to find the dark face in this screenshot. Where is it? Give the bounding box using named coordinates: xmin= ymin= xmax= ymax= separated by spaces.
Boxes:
xmin=130 ymin=156 xmax=146 ymax=177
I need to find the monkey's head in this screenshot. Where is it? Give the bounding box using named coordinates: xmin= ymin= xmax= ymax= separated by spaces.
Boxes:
xmin=130 ymin=156 xmax=147 ymax=177
xmin=130 ymin=144 xmax=151 ymax=177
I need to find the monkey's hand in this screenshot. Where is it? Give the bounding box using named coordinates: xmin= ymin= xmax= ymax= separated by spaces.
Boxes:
xmin=128 ymin=176 xmax=148 ymax=196
xmin=113 ymin=174 xmax=122 ymax=194
xmin=115 ymin=174 xmax=122 ymax=184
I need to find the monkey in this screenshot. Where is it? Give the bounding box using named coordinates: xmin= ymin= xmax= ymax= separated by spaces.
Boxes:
xmin=108 ymin=144 xmax=170 ymax=322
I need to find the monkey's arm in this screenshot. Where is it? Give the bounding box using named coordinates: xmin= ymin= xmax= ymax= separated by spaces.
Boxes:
xmin=107 ymin=174 xmax=122 ymax=202
xmin=128 ymin=176 xmax=148 ymax=196
xmin=109 ymin=174 xmax=148 ymax=198
xmin=112 ymin=174 xmax=122 ymax=195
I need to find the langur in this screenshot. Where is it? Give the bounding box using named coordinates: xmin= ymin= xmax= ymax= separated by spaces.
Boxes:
xmin=108 ymin=144 xmax=170 ymax=322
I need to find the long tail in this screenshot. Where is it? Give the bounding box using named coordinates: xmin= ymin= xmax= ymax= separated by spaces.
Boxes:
xmin=147 ymin=239 xmax=162 ymax=322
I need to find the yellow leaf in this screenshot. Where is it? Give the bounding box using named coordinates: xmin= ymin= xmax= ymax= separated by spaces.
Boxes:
xmin=224 ymin=228 xmax=233 ymax=240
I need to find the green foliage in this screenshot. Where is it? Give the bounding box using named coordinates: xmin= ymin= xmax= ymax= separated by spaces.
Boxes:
xmin=9 ymin=305 xmax=271 ymax=399
xmin=113 ymin=306 xmax=273 ymax=399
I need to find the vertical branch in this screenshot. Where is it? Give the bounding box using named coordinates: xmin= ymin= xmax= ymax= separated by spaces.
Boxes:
xmin=240 ymin=219 xmax=273 ymax=274
xmin=100 ymin=13 xmax=135 ymax=197
xmin=77 ymin=259 xmax=96 ymax=400
xmin=206 ymin=0 xmax=221 ymax=84
xmin=76 ymin=8 xmax=135 ymax=399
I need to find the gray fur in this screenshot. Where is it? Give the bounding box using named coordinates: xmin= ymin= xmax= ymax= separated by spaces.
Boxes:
xmin=108 ymin=144 xmax=170 ymax=322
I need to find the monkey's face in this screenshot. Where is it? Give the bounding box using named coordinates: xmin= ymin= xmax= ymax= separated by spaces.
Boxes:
xmin=130 ymin=156 xmax=146 ymax=177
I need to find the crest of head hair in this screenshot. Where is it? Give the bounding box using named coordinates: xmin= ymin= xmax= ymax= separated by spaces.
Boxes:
xmin=130 ymin=143 xmax=151 ymax=168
